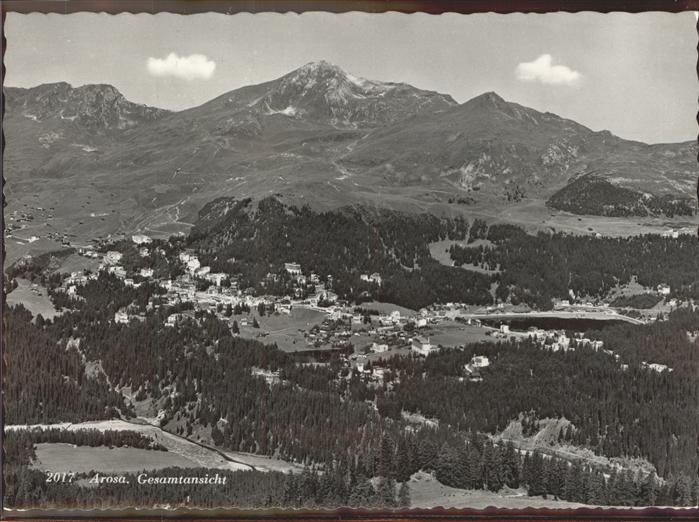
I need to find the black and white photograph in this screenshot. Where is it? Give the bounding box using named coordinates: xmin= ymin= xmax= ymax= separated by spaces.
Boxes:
xmin=2 ymin=5 xmax=698 ymax=515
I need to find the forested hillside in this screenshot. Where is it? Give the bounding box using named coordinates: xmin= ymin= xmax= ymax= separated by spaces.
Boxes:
xmin=547 ymin=175 xmax=695 ymax=217
xmin=189 ymin=197 xmax=699 ymax=310
xmin=450 ymin=222 xmax=699 ymax=308
xmin=5 ymin=196 xmax=698 ymax=509
xmin=4 ymin=267 xmax=698 ymax=507
xmin=188 ymin=197 xmax=491 ymax=309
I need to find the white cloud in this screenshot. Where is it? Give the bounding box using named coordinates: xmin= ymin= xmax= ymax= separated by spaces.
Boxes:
xmin=515 ymin=54 xmax=581 ymax=86
xmin=147 ymin=53 xmax=216 ymax=80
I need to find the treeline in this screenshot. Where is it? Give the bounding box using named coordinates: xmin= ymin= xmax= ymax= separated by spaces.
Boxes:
xmin=585 ymin=307 xmax=699 ymax=370
xmin=49 ymin=271 xmax=166 ymax=314
xmin=16 ymin=297 xmax=386 ymax=466
xmin=547 ymin=175 xmax=695 ymax=218
xmin=187 ymin=196 xmax=697 ymax=311
xmin=19 ymin=291 xmax=699 ymax=479
xmin=6 ymin=436 xmax=698 ymax=509
xmin=609 ymin=293 xmax=662 ymax=309
xmin=386 ymin=312 xmax=699 ymax=478
xmin=5 ymin=248 xmax=75 ymax=281
xmin=8 ymin=289 xmax=698 ymax=484
xmin=98 ymin=237 xmax=185 ymax=280
xmin=433 ymin=438 xmax=697 ymax=507
xmin=187 ymin=196 xmax=489 ymax=309
xmin=4 ymin=305 xmax=130 ymax=424
xmin=4 ymin=428 xmax=165 ymax=454
xmin=450 ymin=226 xmax=699 ymax=308
xmin=5 ymin=265 xmax=698 ymax=509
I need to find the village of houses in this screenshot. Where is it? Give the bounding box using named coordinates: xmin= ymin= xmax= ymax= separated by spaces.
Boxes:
xmin=47 ymin=231 xmax=682 ymax=386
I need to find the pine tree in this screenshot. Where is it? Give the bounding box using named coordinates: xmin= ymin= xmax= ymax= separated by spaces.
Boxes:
xmin=482 ymin=441 xmax=504 ymax=492
xmin=465 ymin=444 xmax=483 ymax=489
xmin=377 ymin=477 xmax=397 ymax=508
xmin=545 ymin=459 xmax=566 ymax=500
xmin=564 ymin=462 xmax=584 ymax=503
xmin=691 ymin=475 xmax=699 ymax=507
xmin=349 ymin=476 xmax=376 ymax=508
xmin=673 ymin=473 xmax=693 ymax=506
xmin=398 ymin=481 xmax=410 ymax=508
xmin=395 ymin=438 xmax=412 ymax=482
xmin=377 ymin=435 xmax=395 ymax=478
xmin=502 ymin=441 xmax=520 ymax=488
xmin=587 ymin=470 xmax=607 ymax=506
xmin=211 ymin=423 xmax=224 ymax=446
xmin=417 ymin=438 xmax=438 ymax=471
xmin=639 ymin=472 xmax=658 ymax=506
xmin=436 ymin=443 xmax=465 ymax=489
xmin=526 ymin=451 xmax=546 ymax=497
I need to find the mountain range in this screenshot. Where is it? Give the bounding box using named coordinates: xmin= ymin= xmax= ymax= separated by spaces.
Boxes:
xmin=3 ymin=61 xmax=696 ymax=243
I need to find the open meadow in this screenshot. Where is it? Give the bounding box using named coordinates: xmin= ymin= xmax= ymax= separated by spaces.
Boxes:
xmin=31 ymin=443 xmax=200 ymax=474
xmin=6 ymin=277 xmax=61 ymax=319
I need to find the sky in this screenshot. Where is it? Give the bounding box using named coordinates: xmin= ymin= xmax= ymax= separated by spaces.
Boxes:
xmin=5 ymin=11 xmax=697 ymax=144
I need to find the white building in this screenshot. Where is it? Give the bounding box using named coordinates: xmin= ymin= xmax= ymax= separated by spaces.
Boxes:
xmin=67 ymin=272 xmax=88 ymax=286
xmin=642 ymin=362 xmax=672 ymax=373
xmin=131 ymin=234 xmax=152 ymax=245
xmin=107 ymin=265 xmax=127 ymax=279
xmin=187 ymin=258 xmax=201 ymax=273
xmin=657 ymin=284 xmax=671 ymax=296
xmin=195 ymin=266 xmax=211 ymax=277
xmin=140 ymin=268 xmax=154 ymax=278
xmin=205 ymin=273 xmax=228 ymax=287
xmin=284 ymin=262 xmax=302 ymax=276
xmin=371 ymin=342 xmax=389 ymax=353
xmin=104 ymin=251 xmax=123 ymax=265
xmin=372 ymin=368 xmax=386 ymax=380
xmin=411 ymin=337 xmax=437 ymax=356
xmin=370 ymin=273 xmax=383 ymax=286
xmin=165 ymin=313 xmax=184 ymax=327
xmin=361 ymin=273 xmax=383 ymax=286
xmin=499 ymin=324 xmax=510 ymax=334
xmin=471 ymin=355 xmax=490 ymax=368
xmin=114 ymin=310 xmax=129 ymax=324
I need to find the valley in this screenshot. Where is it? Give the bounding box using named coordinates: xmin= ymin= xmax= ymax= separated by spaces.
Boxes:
xmin=3 ymin=60 xmax=698 ymax=512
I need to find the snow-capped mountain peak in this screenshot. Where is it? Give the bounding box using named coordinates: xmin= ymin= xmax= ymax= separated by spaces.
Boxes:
xmin=250 ymin=60 xmax=456 ymax=127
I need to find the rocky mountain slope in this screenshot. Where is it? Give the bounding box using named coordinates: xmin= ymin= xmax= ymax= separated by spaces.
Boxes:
xmin=3 ymin=61 xmax=696 ymax=246
xmin=341 ymin=91 xmax=696 ymax=209
xmin=4 ymin=82 xmax=169 ymax=129
xmin=3 ymin=82 xmax=171 ymax=178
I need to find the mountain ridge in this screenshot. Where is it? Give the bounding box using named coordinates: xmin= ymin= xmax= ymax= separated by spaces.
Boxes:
xmin=3 ymin=61 xmax=696 ymax=248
